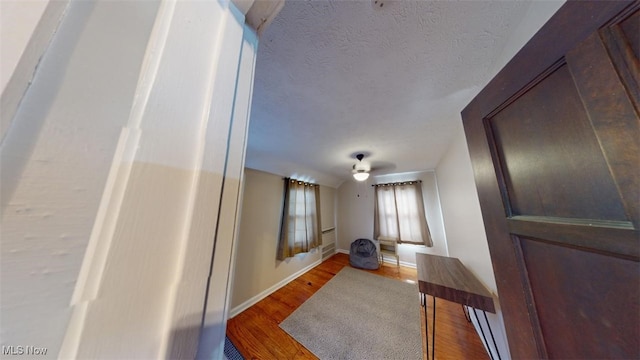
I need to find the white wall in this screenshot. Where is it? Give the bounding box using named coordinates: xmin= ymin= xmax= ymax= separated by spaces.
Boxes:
xmin=320 ymin=181 xmax=336 ymax=232
xmin=436 ymin=124 xmax=496 ymax=291
xmin=229 ymin=168 xmax=336 ymax=315
xmin=336 ymin=171 xmax=448 ymax=266
xmin=489 ymin=0 xmax=567 ymax=78
xmin=336 ymin=179 xmax=372 ymax=250
xmin=320 ymin=184 xmax=337 ymax=251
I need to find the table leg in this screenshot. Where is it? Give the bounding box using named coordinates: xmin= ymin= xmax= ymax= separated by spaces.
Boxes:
xmin=422 ymin=294 xmax=429 ymax=360
xmin=422 ymin=294 xmax=437 ymax=360
xmin=462 ymin=305 xmax=471 ymax=323
xmin=471 ymin=308 xmax=502 ymax=360
xmin=431 ymin=295 xmax=436 ymax=360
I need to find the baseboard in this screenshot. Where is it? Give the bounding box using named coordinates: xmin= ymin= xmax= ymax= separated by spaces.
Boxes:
xmin=229 ymin=258 xmax=322 ymax=318
xmin=336 ymin=249 xmax=417 ymax=268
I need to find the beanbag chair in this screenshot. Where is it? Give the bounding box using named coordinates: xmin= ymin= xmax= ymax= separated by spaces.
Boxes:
xmin=349 ymin=238 xmax=379 ymax=270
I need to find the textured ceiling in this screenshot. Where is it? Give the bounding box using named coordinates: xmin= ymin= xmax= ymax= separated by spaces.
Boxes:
xmin=245 ymin=0 xmax=537 ymax=187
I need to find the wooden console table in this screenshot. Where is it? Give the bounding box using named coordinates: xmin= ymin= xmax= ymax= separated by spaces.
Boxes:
xmin=416 ymin=253 xmax=501 ymax=360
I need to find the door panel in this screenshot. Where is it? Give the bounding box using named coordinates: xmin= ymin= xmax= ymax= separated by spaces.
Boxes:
xmin=602 ymin=10 xmax=640 ymax=109
xmin=488 ymin=63 xmax=628 ymax=221
xmin=521 ymin=238 xmax=639 ymax=359
xmin=462 ymin=1 xmax=640 ymax=358
xmin=566 ymin=31 xmax=640 ymax=227
xmin=618 ymin=10 xmax=640 ymax=58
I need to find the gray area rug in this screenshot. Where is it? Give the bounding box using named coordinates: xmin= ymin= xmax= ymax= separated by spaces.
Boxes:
xmin=279 ymin=267 xmax=422 ymax=360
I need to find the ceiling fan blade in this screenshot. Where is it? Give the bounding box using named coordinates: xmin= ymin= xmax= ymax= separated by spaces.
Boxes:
xmin=369 ymin=161 xmax=396 ymax=174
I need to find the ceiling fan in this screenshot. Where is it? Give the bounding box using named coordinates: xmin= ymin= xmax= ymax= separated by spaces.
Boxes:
xmin=352 ymin=153 xmax=371 ymax=181
xmin=347 ymin=152 xmax=397 ymax=181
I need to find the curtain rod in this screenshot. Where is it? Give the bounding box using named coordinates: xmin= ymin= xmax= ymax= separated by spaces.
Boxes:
xmin=371 ymin=180 xmax=422 ymax=187
xmin=282 ymin=177 xmax=319 ymax=186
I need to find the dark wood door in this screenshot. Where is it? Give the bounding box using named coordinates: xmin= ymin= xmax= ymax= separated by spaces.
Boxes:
xmin=462 ymin=1 xmax=640 ymax=358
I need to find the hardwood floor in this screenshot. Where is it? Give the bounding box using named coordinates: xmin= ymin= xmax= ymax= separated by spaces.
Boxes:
xmin=226 ymin=253 xmax=490 ymax=359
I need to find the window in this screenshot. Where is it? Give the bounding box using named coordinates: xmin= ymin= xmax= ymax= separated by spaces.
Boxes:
xmin=277 ymin=178 xmax=322 ymax=260
xmin=373 ymin=181 xmax=433 ymax=246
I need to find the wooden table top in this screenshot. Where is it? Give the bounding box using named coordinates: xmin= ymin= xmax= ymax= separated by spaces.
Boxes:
xmin=416 ymin=253 xmax=495 ymax=313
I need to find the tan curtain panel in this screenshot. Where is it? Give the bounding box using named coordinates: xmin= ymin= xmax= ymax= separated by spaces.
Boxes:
xmin=373 ymin=181 xmax=433 ymax=246
xmin=277 ymin=178 xmax=322 ymax=260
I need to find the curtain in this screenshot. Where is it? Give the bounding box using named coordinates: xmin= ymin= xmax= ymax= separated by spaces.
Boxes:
xmin=373 ymin=181 xmax=433 ymax=246
xmin=277 ymin=178 xmax=322 ymax=260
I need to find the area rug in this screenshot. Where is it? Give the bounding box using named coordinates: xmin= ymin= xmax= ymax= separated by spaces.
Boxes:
xmin=279 ymin=266 xmax=422 ymax=360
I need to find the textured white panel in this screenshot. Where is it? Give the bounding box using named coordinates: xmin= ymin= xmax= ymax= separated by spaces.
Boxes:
xmin=0 ymin=0 xmax=69 ymax=143
xmin=0 ymin=0 xmax=49 ymax=92
xmin=134 ymin=0 xmax=231 ymax=171
xmin=0 ymin=1 xmax=160 ymax=357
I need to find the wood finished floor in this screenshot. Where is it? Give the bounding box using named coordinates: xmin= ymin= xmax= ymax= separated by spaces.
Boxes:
xmin=226 ymin=253 xmax=490 ymax=360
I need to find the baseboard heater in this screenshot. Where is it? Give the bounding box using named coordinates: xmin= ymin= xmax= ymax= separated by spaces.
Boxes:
xmin=322 ymin=243 xmax=335 ymax=260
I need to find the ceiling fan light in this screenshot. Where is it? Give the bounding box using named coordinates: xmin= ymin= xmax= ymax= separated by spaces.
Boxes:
xmin=353 ymin=172 xmax=370 ymax=181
